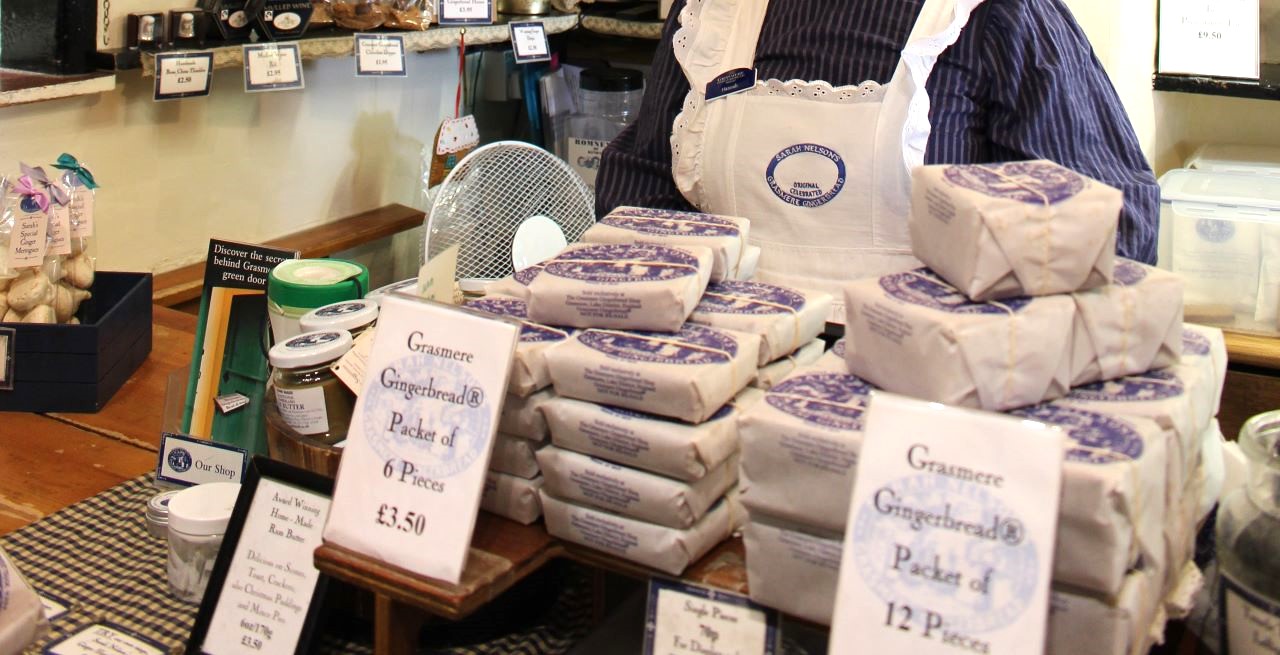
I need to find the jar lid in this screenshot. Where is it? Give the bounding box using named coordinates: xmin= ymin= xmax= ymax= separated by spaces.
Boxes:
xmin=147 ymin=489 xmax=181 ymax=519
xmin=300 ymin=299 xmax=379 ymax=333
xmin=268 ymin=259 xmax=370 ymax=309
xmin=167 ymin=482 xmax=241 ymax=536
xmin=580 ymin=67 xmax=644 ymax=93
xmin=365 ymin=277 xmax=419 ymax=306
xmin=269 ymin=329 xmax=354 ymax=368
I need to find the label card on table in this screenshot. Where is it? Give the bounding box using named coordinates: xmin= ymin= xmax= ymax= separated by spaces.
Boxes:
xmin=242 ymin=43 xmax=304 ymax=93
xmin=644 ymin=578 xmax=780 ymax=655
xmin=828 ymin=393 xmax=1064 ymax=655
xmin=354 ymin=34 xmax=407 ymax=77
xmin=155 ymin=432 xmax=248 ymax=487
xmin=509 ymin=21 xmax=551 ymax=64
xmin=43 ymin=623 xmax=166 ymax=655
xmin=154 ymin=52 xmax=214 ymax=101
xmin=437 ymin=0 xmax=493 ymax=25
xmin=417 ymin=243 xmax=459 ymax=303
xmin=1158 ymin=0 xmax=1259 ymax=78
xmin=322 ymin=296 xmax=519 ymax=584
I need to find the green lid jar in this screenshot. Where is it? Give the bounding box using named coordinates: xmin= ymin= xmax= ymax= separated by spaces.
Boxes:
xmin=267 ymin=259 xmax=369 ymax=343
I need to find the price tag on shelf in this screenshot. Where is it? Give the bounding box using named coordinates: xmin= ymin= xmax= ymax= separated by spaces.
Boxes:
xmin=437 ymin=0 xmax=493 ymax=25
xmin=322 ymin=295 xmax=518 ymax=584
xmin=243 ymin=43 xmax=304 ymax=93
xmin=828 ymin=393 xmax=1063 ymax=655
xmin=154 ymin=51 xmax=213 ymax=101
xmin=43 ymin=623 xmax=166 ymax=655
xmin=354 ymin=33 xmax=407 ymax=77
xmin=509 ymin=21 xmax=551 ymax=64
xmin=643 ymin=578 xmax=780 ymax=655
xmin=1158 ymin=0 xmax=1259 ymax=78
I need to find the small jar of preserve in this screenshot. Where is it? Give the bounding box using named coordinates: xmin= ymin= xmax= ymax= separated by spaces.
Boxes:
xmin=269 ymin=330 xmax=355 ymax=444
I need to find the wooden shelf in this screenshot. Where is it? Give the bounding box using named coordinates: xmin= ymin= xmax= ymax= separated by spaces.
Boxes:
xmin=1224 ymin=330 xmax=1280 ymax=369
xmin=1154 ymin=73 xmax=1280 ymax=101
xmin=0 ymin=68 xmax=115 ymax=108
xmin=139 ymin=14 xmax=581 ymax=76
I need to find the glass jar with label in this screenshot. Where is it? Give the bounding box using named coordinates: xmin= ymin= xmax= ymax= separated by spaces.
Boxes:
xmin=561 ymin=67 xmax=645 ymax=190
xmin=167 ymin=482 xmax=240 ymax=602
xmin=1217 ymin=409 xmax=1280 ymax=653
xmin=299 ymin=298 xmax=379 ymax=338
xmin=269 ymin=329 xmax=355 ymax=445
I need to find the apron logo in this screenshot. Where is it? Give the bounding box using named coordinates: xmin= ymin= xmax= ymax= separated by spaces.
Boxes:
xmin=765 ymin=143 xmax=847 ymax=208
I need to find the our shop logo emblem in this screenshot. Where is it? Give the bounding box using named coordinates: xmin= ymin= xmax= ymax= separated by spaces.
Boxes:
xmin=168 ymin=448 xmax=193 ymax=473
xmin=765 ymin=143 xmax=846 ymax=208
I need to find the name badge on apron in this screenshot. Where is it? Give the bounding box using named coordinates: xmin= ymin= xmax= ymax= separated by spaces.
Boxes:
xmin=705 ymin=68 xmax=757 ymax=101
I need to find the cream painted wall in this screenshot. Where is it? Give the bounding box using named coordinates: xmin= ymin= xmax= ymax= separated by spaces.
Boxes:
xmin=0 ymin=51 xmax=456 ymax=274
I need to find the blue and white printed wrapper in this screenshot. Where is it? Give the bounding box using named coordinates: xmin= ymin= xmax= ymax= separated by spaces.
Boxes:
xmin=1180 ymin=323 xmax=1227 ymax=417
xmin=545 ymin=323 xmax=759 ymax=424
xmin=1046 ymin=568 xmax=1164 ymax=655
xmin=484 ymin=263 xmax=545 ymax=301
xmin=539 ymin=490 xmax=742 ymax=576
xmin=1010 ymin=405 xmax=1169 ymax=598
xmin=582 ymin=206 xmax=751 ymax=282
xmin=527 ymin=243 xmax=714 ymax=332
xmin=489 ymin=432 xmax=544 ymax=480
xmin=739 ymin=245 xmax=762 ymax=281
xmin=689 ymin=280 xmax=832 ymax=365
xmin=0 ymin=547 xmax=46 ymax=654
xmin=811 ymin=338 xmax=847 ymax=372
xmin=466 ymin=296 xmax=570 ymax=397
xmin=751 ymin=339 xmax=826 ymax=390
xmin=1068 ymin=260 xmax=1183 ymax=387
xmin=909 ymin=161 xmax=1120 ymax=301
xmin=480 ymin=471 xmax=544 ymax=525
xmin=738 ymin=369 xmax=874 ymax=533
xmin=499 ymin=388 xmax=555 ymax=442
xmin=742 ymin=513 xmax=844 ymax=625
xmin=535 ymin=446 xmax=738 ymax=529
xmin=843 ymin=268 xmax=1075 ymax=410
xmin=541 ymin=397 xmax=740 ymax=482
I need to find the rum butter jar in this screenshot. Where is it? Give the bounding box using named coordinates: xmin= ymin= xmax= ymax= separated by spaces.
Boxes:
xmin=269 ymin=330 xmax=355 ymax=445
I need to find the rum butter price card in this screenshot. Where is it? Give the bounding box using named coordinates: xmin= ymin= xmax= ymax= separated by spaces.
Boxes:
xmin=322 ymin=296 xmax=518 ymax=584
xmin=829 ymin=393 xmax=1064 ymax=655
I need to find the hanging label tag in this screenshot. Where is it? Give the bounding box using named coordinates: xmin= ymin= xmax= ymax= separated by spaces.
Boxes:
xmin=643 ymin=578 xmax=780 ymax=655
xmin=154 ymin=52 xmax=214 ymax=101
xmin=705 ymin=68 xmax=756 ymax=101
xmin=828 ymin=393 xmax=1063 ymax=655
xmin=43 ymin=623 xmax=167 ymax=655
xmin=322 ymin=296 xmax=519 ymax=584
xmin=418 ymin=243 xmax=459 ymax=304
xmin=333 ymin=328 xmax=376 ymax=395
xmin=155 ymin=432 xmax=249 ymax=486
xmin=437 ymin=0 xmax=493 ymax=25
xmin=354 ymin=33 xmax=407 ymax=77
xmin=1157 ymin=0 xmax=1258 ymax=78
xmin=243 ymin=43 xmax=304 ymax=93
xmin=429 ymin=116 xmax=479 ymax=186
xmin=0 ymin=327 xmax=14 ymax=392
xmin=48 ymin=204 xmax=72 ymax=256
xmin=69 ymin=186 xmax=94 ymax=239
xmin=9 ymin=206 xmax=48 ymax=268
xmin=510 ymin=21 xmax=552 ymax=64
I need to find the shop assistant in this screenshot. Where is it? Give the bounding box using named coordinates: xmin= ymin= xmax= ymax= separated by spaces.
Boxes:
xmin=595 ymin=0 xmax=1159 ymax=298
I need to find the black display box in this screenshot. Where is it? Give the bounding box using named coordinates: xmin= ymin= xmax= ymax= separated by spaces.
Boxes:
xmin=0 ymin=272 xmax=153 ymax=413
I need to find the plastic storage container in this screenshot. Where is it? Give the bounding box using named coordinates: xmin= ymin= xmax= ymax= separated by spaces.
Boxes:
xmin=1187 ymin=144 xmax=1280 ymax=177
xmin=167 ymin=482 xmax=241 ymax=602
xmin=1158 ymin=168 xmax=1280 ymax=335
xmin=267 ymin=258 xmax=369 ymax=344
xmin=561 ymin=67 xmax=645 ymax=189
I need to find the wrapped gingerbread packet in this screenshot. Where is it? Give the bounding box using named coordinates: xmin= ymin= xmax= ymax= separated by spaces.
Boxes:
xmin=582 ymin=206 xmax=751 ymax=282
xmin=466 ymin=295 xmax=569 ymax=397
xmin=481 ymin=471 xmax=543 ymax=525
xmin=1068 ymin=259 xmax=1183 ymax=387
xmin=688 ymin=280 xmax=831 ymax=365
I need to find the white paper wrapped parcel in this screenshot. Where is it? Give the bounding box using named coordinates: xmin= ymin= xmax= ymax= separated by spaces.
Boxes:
xmin=689 ymin=280 xmax=831 ymax=365
xmin=738 ymin=369 xmax=874 ymax=533
xmin=812 ymin=338 xmax=847 ymax=372
xmin=1046 ymin=568 xmax=1164 ymax=655
xmin=909 ymin=160 xmax=1120 ymax=301
xmin=743 ymin=514 xmax=843 ymax=625
xmin=1180 ymin=322 xmax=1227 ymax=418
xmin=545 ymin=323 xmax=759 ymax=423
xmin=466 ymin=296 xmax=569 ymax=397
xmin=536 ymin=445 xmax=737 ymax=529
xmin=1068 ymin=260 xmax=1183 ymax=387
xmin=480 ymin=471 xmax=544 ymax=525
xmin=844 ymin=268 xmax=1075 ymax=410
xmin=752 ymin=339 xmax=826 ymax=390
xmin=542 ymin=396 xmax=740 ymax=481
xmin=499 ymin=387 xmax=555 ymax=442
xmin=0 ymin=548 xmax=45 ymax=655
xmin=490 ymin=432 xmax=543 ymax=479
xmin=485 ymin=262 xmax=544 ymax=300
xmin=526 ymin=243 xmax=714 ymax=331
xmin=539 ymin=491 xmax=741 ymax=576
xmin=583 ymin=206 xmax=750 ymax=282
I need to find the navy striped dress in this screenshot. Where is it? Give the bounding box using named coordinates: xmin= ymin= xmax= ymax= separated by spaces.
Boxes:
xmin=595 ymin=0 xmax=1160 ymax=264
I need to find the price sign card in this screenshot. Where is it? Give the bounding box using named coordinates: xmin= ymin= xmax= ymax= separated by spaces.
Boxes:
xmin=243 ymin=43 xmax=304 ymax=93
xmin=154 ymin=52 xmax=213 ymax=101
xmin=354 ymin=34 xmax=407 ymax=77
xmin=1158 ymin=0 xmax=1259 ymax=78
xmin=644 ymin=578 xmax=779 ymax=655
xmin=829 ymin=393 xmax=1063 ymax=655
xmin=509 ymin=21 xmax=551 ymax=64
xmin=43 ymin=623 xmax=166 ymax=655
xmin=437 ymin=0 xmax=493 ymax=25
xmin=322 ymin=295 xmax=519 ymax=584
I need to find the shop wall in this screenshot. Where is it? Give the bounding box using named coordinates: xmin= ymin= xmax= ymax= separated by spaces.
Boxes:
xmin=0 ymin=51 xmax=456 ymax=275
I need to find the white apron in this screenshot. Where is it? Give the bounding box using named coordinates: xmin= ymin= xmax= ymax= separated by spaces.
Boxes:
xmin=670 ymin=0 xmax=987 ymax=321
